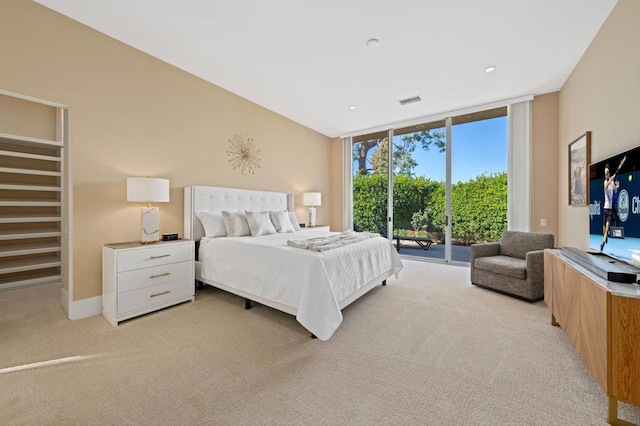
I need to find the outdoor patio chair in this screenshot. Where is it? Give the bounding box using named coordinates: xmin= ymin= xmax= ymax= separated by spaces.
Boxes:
xmin=373 ymin=219 xmax=433 ymax=253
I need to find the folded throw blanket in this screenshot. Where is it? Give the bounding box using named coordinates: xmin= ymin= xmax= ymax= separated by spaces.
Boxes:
xmin=287 ymin=231 xmax=379 ymax=252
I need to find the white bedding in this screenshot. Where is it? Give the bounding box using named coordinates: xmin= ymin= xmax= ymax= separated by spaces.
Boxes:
xmin=199 ymin=228 xmax=403 ymax=340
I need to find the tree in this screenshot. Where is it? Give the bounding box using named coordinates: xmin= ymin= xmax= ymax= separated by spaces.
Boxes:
xmin=354 ymin=139 xmax=379 ymax=175
xmin=352 ymin=129 xmax=446 ymax=177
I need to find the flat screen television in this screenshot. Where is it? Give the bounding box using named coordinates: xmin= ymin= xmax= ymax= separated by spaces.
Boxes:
xmin=589 ymin=145 xmax=640 ymax=267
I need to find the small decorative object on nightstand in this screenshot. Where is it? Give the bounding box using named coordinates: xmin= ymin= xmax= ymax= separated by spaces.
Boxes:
xmin=102 ymin=239 xmax=194 ymax=326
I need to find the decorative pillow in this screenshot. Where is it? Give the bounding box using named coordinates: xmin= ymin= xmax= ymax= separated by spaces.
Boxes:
xmin=269 ymin=210 xmax=295 ymax=233
xmin=221 ymin=211 xmax=251 ymax=237
xmin=195 ymin=211 xmax=227 ymax=238
xmin=287 ymin=211 xmax=301 ymax=231
xmin=245 ymin=211 xmax=277 ymax=236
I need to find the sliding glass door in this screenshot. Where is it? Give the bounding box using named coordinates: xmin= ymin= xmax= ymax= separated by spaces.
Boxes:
xmin=352 ymin=130 xmax=390 ymax=237
xmin=391 ymin=121 xmax=446 ymax=261
xmin=451 ymin=110 xmax=508 ymax=261
xmin=350 ymin=107 xmax=508 ymax=264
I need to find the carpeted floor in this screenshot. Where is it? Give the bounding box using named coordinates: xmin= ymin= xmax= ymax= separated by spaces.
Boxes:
xmin=1 ymin=260 xmax=639 ymax=425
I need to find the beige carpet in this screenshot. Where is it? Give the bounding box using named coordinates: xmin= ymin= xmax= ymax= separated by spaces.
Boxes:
xmin=1 ymin=260 xmax=639 ymax=425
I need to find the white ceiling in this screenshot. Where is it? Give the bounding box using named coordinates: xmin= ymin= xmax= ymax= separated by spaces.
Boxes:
xmin=35 ymin=0 xmax=618 ymax=138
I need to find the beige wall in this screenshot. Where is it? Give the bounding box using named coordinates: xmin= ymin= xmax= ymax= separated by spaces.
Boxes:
xmin=0 ymin=95 xmax=57 ymax=140
xmin=558 ymin=0 xmax=640 ymax=248
xmin=531 ymin=92 xmax=559 ymax=237
xmin=1 ymin=1 xmax=333 ymax=301
xmin=3 ymin=0 xmax=637 ymax=303
xmin=329 ymin=138 xmax=345 ymax=231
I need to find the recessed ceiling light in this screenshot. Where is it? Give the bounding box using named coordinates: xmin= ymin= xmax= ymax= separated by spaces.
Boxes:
xmin=366 ymin=38 xmax=379 ymax=48
xmin=349 ymin=105 xmax=357 ymax=110
xmin=485 ymin=65 xmax=496 ymax=73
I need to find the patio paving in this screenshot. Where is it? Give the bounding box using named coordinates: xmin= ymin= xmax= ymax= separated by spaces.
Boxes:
xmin=393 ymin=241 xmax=472 ymax=263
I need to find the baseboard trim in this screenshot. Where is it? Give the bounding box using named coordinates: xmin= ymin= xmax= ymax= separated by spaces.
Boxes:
xmin=61 ymin=287 xmax=69 ymax=313
xmin=61 ymin=288 xmax=102 ymax=320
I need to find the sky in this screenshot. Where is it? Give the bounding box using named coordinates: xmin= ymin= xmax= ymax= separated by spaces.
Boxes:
xmin=408 ymin=116 xmax=507 ymax=183
xmin=354 ymin=116 xmax=507 ymax=183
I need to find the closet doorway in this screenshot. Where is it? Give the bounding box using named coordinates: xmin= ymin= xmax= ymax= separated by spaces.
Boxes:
xmin=0 ymin=90 xmax=71 ymax=307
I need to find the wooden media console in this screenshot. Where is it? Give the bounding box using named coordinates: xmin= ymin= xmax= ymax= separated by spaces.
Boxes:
xmin=544 ymin=249 xmax=640 ymax=425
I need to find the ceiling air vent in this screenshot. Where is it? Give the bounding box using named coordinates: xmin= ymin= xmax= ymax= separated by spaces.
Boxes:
xmin=399 ymin=95 xmax=421 ymax=106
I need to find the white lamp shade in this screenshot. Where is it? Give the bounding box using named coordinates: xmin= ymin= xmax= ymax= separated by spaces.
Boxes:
xmin=303 ymin=192 xmax=321 ymax=206
xmin=127 ymin=177 xmax=170 ymax=203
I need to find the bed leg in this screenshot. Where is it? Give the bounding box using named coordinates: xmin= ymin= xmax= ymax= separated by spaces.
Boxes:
xmin=245 ymin=298 xmax=252 ymax=310
xmin=382 ymin=280 xmax=387 ymax=286
xmin=195 ymin=280 xmax=204 ymax=290
xmin=311 ymin=334 xmax=317 ymax=339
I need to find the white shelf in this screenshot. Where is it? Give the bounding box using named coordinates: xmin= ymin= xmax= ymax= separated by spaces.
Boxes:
xmin=0 ymin=228 xmax=61 ymax=240
xmin=0 ymin=149 xmax=61 ymax=162
xmin=0 ymin=214 xmax=61 ymax=223
xmin=0 ymin=255 xmax=61 ymax=274
xmin=0 ymin=184 xmax=61 ymax=192
xmin=0 ymin=132 xmax=62 ymax=148
xmin=0 ymin=242 xmax=61 ymax=258
xmin=0 ymin=274 xmax=61 ymax=291
xmin=0 ymin=167 xmax=61 ymax=177
xmin=0 ymin=199 xmax=61 ymax=207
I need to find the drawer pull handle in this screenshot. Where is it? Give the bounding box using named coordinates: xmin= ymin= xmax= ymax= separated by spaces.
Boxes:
xmin=150 ymin=272 xmax=171 ymax=279
xmin=149 ymin=254 xmax=171 ymax=259
xmin=150 ymin=290 xmax=171 ymax=298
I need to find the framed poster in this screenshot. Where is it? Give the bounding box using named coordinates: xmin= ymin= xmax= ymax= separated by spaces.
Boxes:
xmin=569 ymin=131 xmax=591 ymax=206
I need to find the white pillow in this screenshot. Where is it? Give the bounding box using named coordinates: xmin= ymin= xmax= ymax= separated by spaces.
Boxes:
xmin=221 ymin=211 xmax=251 ymax=237
xmin=195 ymin=211 xmax=227 ymax=238
xmin=269 ymin=210 xmax=295 ymax=233
xmin=287 ymin=211 xmax=301 ymax=231
xmin=245 ymin=211 xmax=277 ymax=236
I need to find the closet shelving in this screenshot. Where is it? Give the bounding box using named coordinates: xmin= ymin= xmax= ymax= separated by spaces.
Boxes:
xmin=0 ymin=108 xmax=65 ymax=290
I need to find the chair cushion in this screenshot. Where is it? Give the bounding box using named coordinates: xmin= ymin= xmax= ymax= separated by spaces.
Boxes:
xmin=474 ymin=255 xmax=526 ymax=280
xmin=500 ymin=230 xmax=554 ymax=259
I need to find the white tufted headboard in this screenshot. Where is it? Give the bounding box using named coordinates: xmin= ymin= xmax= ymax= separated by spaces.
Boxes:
xmin=184 ymin=186 xmax=294 ymax=241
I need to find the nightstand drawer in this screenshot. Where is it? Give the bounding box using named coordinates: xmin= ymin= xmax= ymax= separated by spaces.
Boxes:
xmin=117 ymin=260 xmax=193 ymax=293
xmin=117 ymin=279 xmax=192 ymax=315
xmin=117 ymin=243 xmax=192 ymax=272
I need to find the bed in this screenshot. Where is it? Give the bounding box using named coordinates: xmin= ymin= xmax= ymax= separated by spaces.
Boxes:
xmin=184 ymin=185 xmax=403 ymax=340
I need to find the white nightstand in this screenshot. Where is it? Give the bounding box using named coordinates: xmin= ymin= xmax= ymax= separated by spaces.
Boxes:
xmin=102 ymin=239 xmax=195 ymax=326
xmin=308 ymin=225 xmax=330 ymax=232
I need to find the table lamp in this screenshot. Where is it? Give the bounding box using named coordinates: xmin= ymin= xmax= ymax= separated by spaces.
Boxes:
xmin=303 ymin=192 xmax=321 ymax=227
xmin=127 ymin=177 xmax=170 ymax=243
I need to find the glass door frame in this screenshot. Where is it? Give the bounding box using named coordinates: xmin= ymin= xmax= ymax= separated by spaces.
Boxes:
xmin=346 ymin=100 xmax=525 ymax=265
xmin=385 ymin=128 xmax=394 ymax=240
xmin=444 ymin=117 xmax=453 ymax=263
xmin=349 ymin=125 xmax=456 ymax=263
xmin=392 ymin=118 xmax=455 ymax=264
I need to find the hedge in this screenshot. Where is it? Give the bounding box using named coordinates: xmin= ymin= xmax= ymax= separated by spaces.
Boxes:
xmin=353 ymin=172 xmax=507 ymax=244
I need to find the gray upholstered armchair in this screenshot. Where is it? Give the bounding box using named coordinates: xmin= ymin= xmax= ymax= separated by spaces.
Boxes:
xmin=470 ymin=230 xmax=555 ymax=302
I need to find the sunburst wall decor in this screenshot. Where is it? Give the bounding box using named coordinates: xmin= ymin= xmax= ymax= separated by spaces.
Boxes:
xmin=226 ymin=134 xmax=261 ymax=174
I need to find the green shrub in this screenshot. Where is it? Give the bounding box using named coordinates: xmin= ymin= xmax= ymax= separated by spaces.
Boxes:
xmin=410 ymin=209 xmax=430 ymax=232
xmin=353 ymin=172 xmax=507 ymax=243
